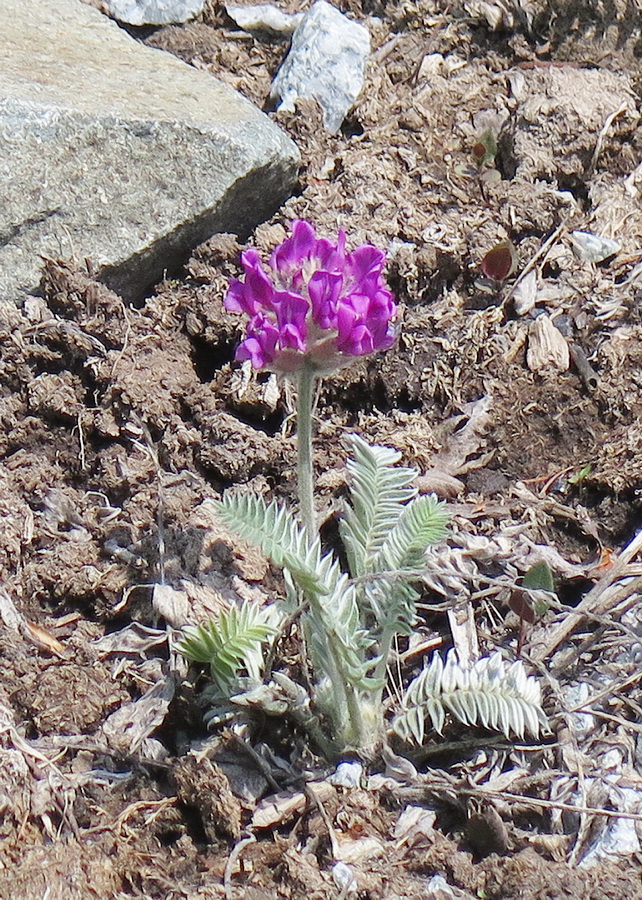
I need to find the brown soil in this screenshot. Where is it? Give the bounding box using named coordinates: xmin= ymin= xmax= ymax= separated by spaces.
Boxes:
xmin=3 ymin=0 xmax=642 ymax=897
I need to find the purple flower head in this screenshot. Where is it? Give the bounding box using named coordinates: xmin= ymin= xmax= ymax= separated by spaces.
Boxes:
xmin=224 ymin=221 xmax=398 ymax=373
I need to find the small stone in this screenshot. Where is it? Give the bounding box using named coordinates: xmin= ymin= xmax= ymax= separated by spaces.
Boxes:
xmin=328 ymin=761 xmax=363 ymax=788
xmin=270 ymin=0 xmax=370 ymax=133
xmin=103 ymin=0 xmax=205 ymax=26
xmin=570 ymin=230 xmax=621 ymax=263
xmin=331 ymin=862 xmax=357 ymax=895
xmin=226 ymin=4 xmax=302 ymax=37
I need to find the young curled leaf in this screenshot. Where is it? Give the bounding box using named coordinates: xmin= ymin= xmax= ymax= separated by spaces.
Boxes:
xmin=178 ymin=600 xmax=277 ymax=693
xmin=521 ymin=560 xmax=554 ymax=593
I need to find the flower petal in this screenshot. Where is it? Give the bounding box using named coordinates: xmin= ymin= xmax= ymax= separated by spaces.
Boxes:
xmin=308 ymin=271 xmax=343 ymax=329
xmin=236 ymin=313 xmax=280 ymax=368
xmin=225 ymin=249 xmax=275 ymax=315
xmin=272 ymin=290 xmax=309 ymax=351
xmin=347 ymin=245 xmax=385 ymax=289
xmin=226 ymin=223 xmax=397 ymax=371
xmin=270 ymin=220 xmax=317 ymax=277
xmin=224 ymin=278 xmax=250 ymax=313
xmin=336 ymin=289 xmax=397 ymax=356
xmin=313 ymin=232 xmax=346 ymax=273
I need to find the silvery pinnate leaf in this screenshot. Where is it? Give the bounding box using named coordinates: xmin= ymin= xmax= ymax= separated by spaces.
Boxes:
xmin=364 ymin=579 xmax=419 ymax=637
xmin=340 ymin=435 xmax=417 ymax=578
xmin=215 ymin=491 xmax=378 ymax=705
xmin=376 ymin=493 xmax=449 ymax=572
xmin=215 ymin=493 xmax=338 ymax=599
xmin=392 ymin=651 xmax=546 ymax=744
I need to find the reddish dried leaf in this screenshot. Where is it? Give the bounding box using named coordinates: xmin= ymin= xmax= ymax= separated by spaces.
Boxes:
xmin=472 ymin=141 xmax=487 ymax=162
xmin=508 ymin=589 xmax=537 ymax=624
xmin=480 ymin=241 xmax=518 ymax=282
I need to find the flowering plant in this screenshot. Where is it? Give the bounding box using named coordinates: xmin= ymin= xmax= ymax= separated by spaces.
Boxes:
xmin=179 ymin=221 xmax=546 ymax=761
xmin=224 ymin=220 xmax=398 ymax=540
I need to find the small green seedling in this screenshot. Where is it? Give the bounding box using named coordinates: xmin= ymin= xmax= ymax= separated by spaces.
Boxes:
xmin=472 ymin=129 xmax=498 ymax=169
xmin=509 ymin=560 xmax=555 ymax=655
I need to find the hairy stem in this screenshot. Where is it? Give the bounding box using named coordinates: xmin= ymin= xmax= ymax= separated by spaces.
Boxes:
xmin=371 ymin=627 xmax=395 ymax=700
xmin=295 ymin=368 xmax=372 ymax=749
xmin=295 ymin=366 xmax=317 ymax=539
xmin=331 ymin=647 xmax=369 ymax=747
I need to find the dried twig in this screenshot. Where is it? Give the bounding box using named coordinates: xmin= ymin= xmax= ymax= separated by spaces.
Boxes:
xmin=566 ymin=669 xmax=642 ymax=716
xmin=589 ymin=101 xmax=629 ymax=173
xmin=530 ymin=530 xmax=642 ymax=663
xmin=227 ymin=733 xmax=282 ymax=793
xmin=224 ymin=834 xmax=256 ymax=900
xmin=507 ymin=223 xmax=567 ymax=297
xmin=393 ymin=776 xmax=642 ymax=824
xmin=543 ymin=593 xmax=642 ymax=648
xmin=438 ymin=783 xmax=642 ymax=824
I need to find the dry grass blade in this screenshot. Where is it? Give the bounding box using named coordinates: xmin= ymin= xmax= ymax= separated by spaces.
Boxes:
xmin=530 ymin=529 xmax=642 ymax=663
xmin=424 ymin=780 xmax=642 ymax=825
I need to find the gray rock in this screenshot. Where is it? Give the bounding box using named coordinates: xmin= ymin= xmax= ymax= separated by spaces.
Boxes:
xmin=104 ymin=0 xmax=205 ymax=26
xmin=1 ymin=0 xmax=300 ymax=301
xmin=270 ymin=0 xmax=370 ymax=134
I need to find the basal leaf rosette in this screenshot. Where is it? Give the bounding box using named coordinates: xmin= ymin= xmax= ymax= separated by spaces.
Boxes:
xmin=224 ymin=220 xmax=398 ymax=373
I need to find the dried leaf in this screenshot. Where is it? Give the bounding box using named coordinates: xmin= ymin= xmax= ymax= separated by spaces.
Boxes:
xmin=393 ymin=806 xmax=437 ymax=846
xmin=415 ymin=468 xmax=465 ymax=497
xmin=480 ymin=241 xmax=518 ymax=282
xmin=23 ymin=621 xmax=65 ymax=657
xmin=447 ymin=601 xmax=479 ymax=668
xmin=100 ymin=674 xmax=175 ymax=754
xmin=526 ymin=315 xmax=570 ymax=374
xmin=92 ymin=622 xmax=167 ymax=657
xmin=0 ymin=589 xmax=24 ymax=631
xmin=508 ymin=590 xmax=537 ymax=624
xmin=432 ymin=395 xmax=494 ymax=476
xmin=511 ymin=269 xmax=538 ymax=316
xmin=334 ymin=835 xmax=385 ymax=863
xmin=251 ymin=782 xmax=334 ymax=830
xmin=152 ymin=583 xmax=190 ymax=627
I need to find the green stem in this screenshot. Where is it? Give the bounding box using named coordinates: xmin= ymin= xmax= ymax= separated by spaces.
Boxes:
xmin=308 ymin=610 xmax=370 ymax=751
xmin=294 ymin=366 xmax=376 ymax=753
xmin=371 ymin=627 xmax=394 ymax=701
xmin=295 ymin=366 xmax=317 ymax=539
